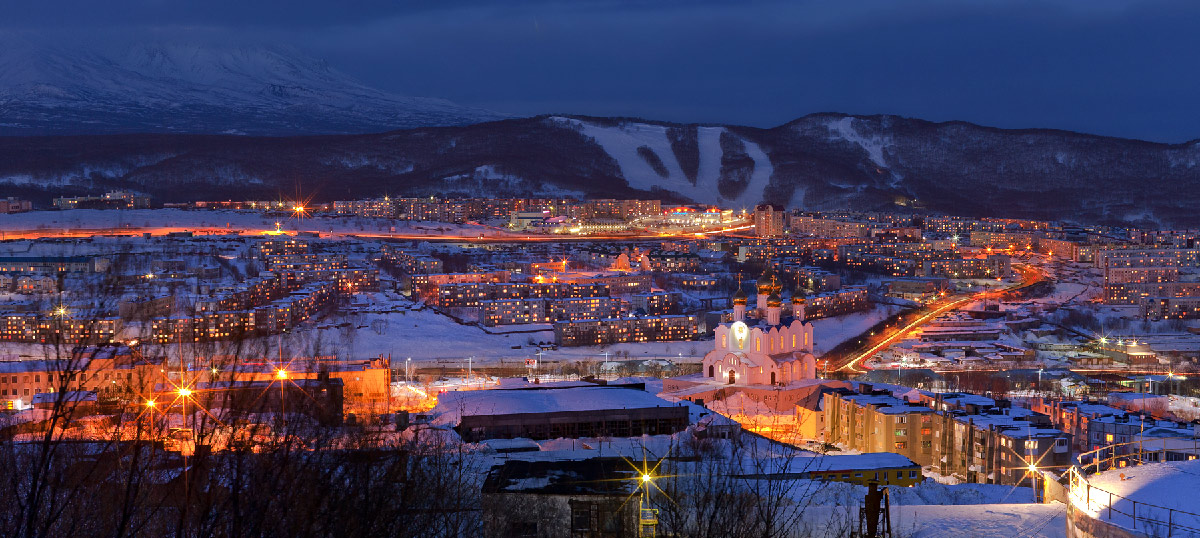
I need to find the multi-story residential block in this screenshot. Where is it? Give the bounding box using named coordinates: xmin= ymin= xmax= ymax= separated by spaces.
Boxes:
xmin=822 ymin=388 xmax=939 ymax=467
xmin=823 ymin=389 xmax=1072 ymax=486
xmin=1028 ymin=398 xmax=1122 ymax=451
xmin=1104 ymin=281 xmax=1200 ymax=305
xmin=631 ymin=292 xmax=681 ymax=316
xmin=570 ymin=199 xmax=661 ymax=221
xmin=411 ymin=271 xmax=511 ymax=304
xmin=968 ymin=230 xmax=1040 ymax=250
xmin=931 ymin=406 xmax=1071 ymax=486
xmin=753 ymin=204 xmax=785 ymax=237
xmin=0 ymin=256 xmax=101 ymax=274
xmin=0 ymin=197 xmax=32 ymax=214
xmin=332 ymin=198 xmax=396 ymax=218
xmin=1 ymin=344 xmax=166 ymax=408
xmin=553 ymin=315 xmax=698 ymax=346
xmin=1095 ymin=248 xmax=1200 ymax=269
xmin=790 ymin=215 xmax=873 ymax=238
xmin=1140 ymin=295 xmax=1200 ymax=319
xmin=0 ymin=312 xmax=120 ymax=344
xmin=798 ymin=286 xmax=870 ymax=320
xmin=775 ymin=263 xmax=842 ymax=291
xmin=480 ymin=299 xmax=550 ymax=326
xmin=1085 ymin=413 xmax=1194 ymax=453
xmin=642 ymin=251 xmax=701 ymax=272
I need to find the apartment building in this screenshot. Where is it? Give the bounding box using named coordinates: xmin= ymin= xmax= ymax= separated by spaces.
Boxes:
xmin=553 ymin=315 xmax=698 ymax=346
xmin=800 ymin=286 xmax=870 ymax=320
xmin=333 ymin=198 xmax=396 ymax=218
xmin=931 ymin=407 xmax=1071 ymax=487
xmin=1 ymin=344 xmax=166 ymax=409
xmin=1086 ymin=414 xmax=1195 ymax=453
xmin=0 ymin=256 xmax=99 ymax=274
xmin=754 ymin=204 xmax=785 ymax=237
xmin=790 ymin=215 xmax=873 ymax=238
xmin=631 ymin=292 xmax=681 ymax=315
xmin=0 ymin=198 xmax=32 ymax=214
xmin=822 ymin=388 xmax=938 ymax=467
xmin=824 ymin=388 xmax=1072 ymax=487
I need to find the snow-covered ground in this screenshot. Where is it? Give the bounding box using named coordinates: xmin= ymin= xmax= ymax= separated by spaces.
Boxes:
xmin=790 ymin=483 xmax=1062 ymax=537
xmin=890 ymin=503 xmax=1067 ymax=538
xmin=809 ymin=304 xmax=904 ymax=355
xmin=1071 ymin=460 xmax=1200 ymax=533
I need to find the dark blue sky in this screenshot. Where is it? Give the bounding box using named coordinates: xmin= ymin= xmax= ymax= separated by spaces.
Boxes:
xmin=8 ymin=0 xmax=1200 ymax=142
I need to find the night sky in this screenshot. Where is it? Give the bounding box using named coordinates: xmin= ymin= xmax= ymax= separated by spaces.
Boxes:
xmin=6 ymin=0 xmax=1200 ymax=142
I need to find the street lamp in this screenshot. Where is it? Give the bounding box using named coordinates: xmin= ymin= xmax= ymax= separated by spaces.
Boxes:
xmin=406 ymin=357 xmax=412 ymax=384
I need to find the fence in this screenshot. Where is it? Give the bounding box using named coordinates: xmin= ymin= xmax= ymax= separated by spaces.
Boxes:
xmin=1066 ymin=437 xmax=1200 ymax=537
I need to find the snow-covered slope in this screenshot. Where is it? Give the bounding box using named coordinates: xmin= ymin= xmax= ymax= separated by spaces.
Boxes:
xmin=0 ymin=38 xmax=506 ymax=135
xmin=559 ymin=118 xmax=773 ymax=209
xmin=4 ymin=113 xmax=1200 ymax=227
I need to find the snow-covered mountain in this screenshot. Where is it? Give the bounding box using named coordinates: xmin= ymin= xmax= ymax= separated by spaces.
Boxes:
xmin=4 ymin=113 xmax=1200 ymax=227
xmin=0 ymin=39 xmax=507 ymax=135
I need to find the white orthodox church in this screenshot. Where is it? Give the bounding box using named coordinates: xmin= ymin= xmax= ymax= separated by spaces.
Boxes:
xmin=702 ymin=269 xmax=818 ymax=386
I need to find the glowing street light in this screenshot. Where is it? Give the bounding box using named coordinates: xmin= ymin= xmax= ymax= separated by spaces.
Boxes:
xmin=276 ymin=369 xmax=288 ymax=380
xmin=178 ymin=388 xmax=193 ymax=397
xmin=641 ymin=474 xmax=652 ymax=484
xmin=53 ymin=306 xmax=69 ymax=317
xmin=145 ymin=399 xmax=156 ymax=408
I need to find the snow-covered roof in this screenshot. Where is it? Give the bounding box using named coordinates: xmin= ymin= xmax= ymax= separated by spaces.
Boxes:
xmin=736 ymin=453 xmax=918 ymax=476
xmin=432 ymin=386 xmax=682 ymax=425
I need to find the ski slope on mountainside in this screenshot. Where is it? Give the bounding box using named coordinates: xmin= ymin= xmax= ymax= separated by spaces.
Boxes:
xmin=559 ymin=117 xmax=773 ymax=208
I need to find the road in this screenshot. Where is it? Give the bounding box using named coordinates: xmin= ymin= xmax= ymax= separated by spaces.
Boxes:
xmin=0 ymin=222 xmax=755 ymax=243
xmin=832 ymin=264 xmax=1046 ymax=375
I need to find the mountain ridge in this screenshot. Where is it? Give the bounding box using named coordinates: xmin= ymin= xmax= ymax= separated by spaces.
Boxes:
xmin=2 ymin=113 xmax=1199 ymax=227
xmin=0 ymin=39 xmax=508 ymax=135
